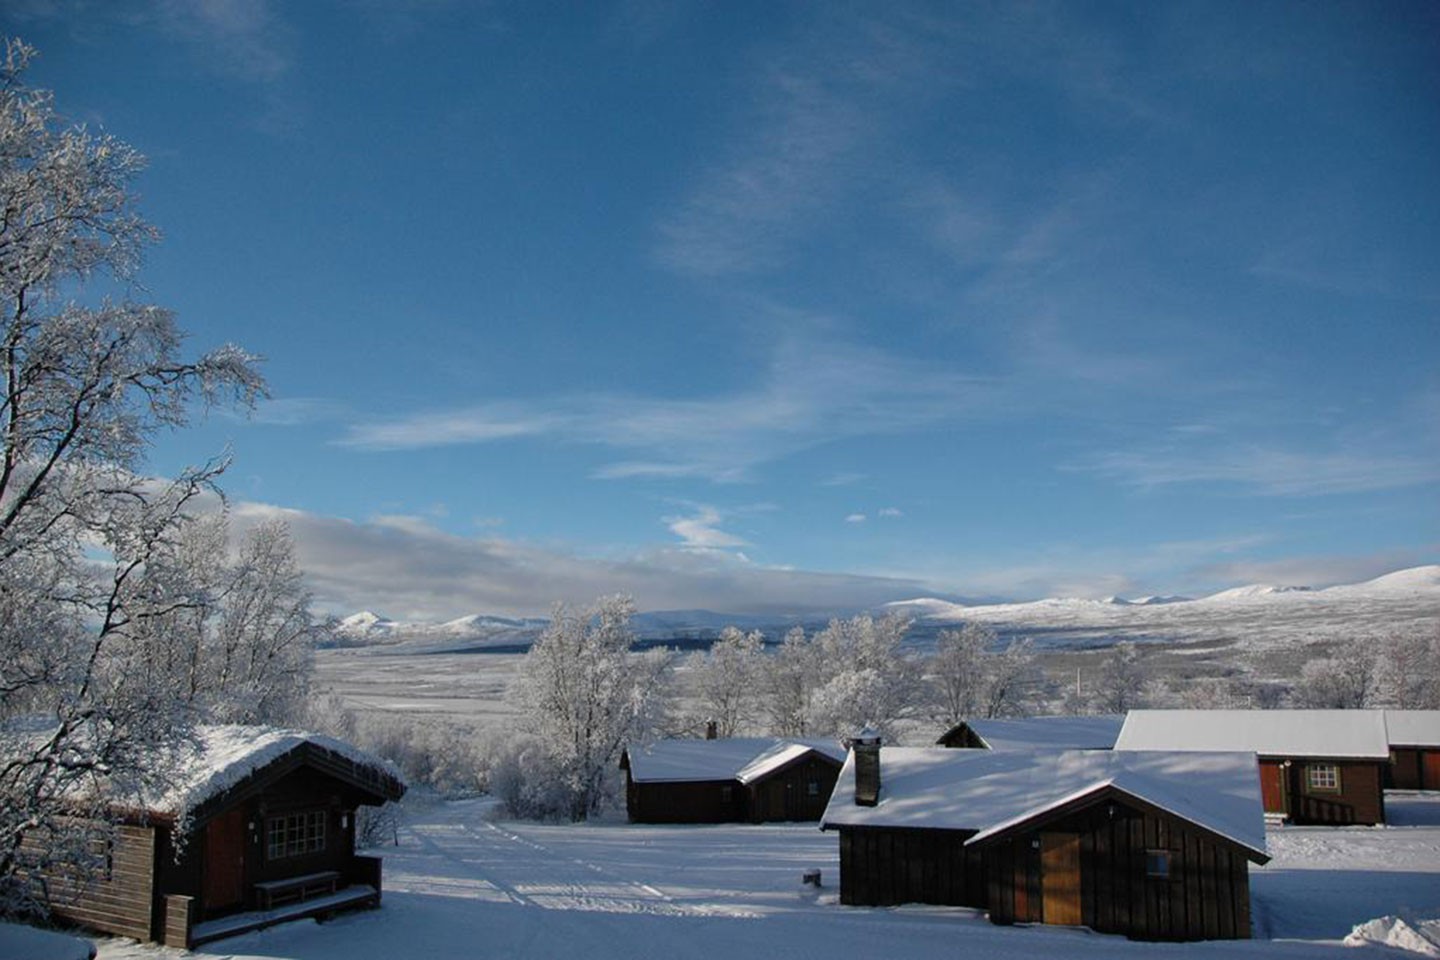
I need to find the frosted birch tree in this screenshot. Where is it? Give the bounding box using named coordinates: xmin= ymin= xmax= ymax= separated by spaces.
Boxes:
xmin=765 ymin=625 xmax=815 ymax=736
xmin=510 ymin=595 xmax=670 ymax=820
xmin=807 ymin=613 xmax=919 ymax=740
xmin=0 ymin=40 xmax=263 ymax=914
xmin=690 ymin=625 xmax=763 ymax=738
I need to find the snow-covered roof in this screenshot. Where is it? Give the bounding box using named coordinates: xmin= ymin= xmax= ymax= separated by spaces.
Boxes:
xmin=821 ymin=747 xmax=1267 ymax=860
xmin=1384 ymin=710 xmax=1440 ymax=747
xmin=142 ymin=725 xmax=406 ymax=821
xmin=1115 ymin=710 xmax=1390 ymax=759
xmin=625 ymin=738 xmax=845 ymax=784
xmin=945 ymin=715 xmax=1124 ymax=751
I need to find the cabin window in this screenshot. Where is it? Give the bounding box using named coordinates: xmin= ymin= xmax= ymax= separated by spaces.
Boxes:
xmin=1307 ymin=763 xmax=1341 ymax=793
xmin=807 ymin=780 xmax=820 ymax=797
xmin=1145 ymin=849 xmax=1171 ymax=880
xmin=266 ymin=810 xmax=327 ymax=860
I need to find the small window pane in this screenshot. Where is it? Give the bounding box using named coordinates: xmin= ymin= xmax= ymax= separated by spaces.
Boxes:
xmin=1146 ymin=850 xmax=1170 ymax=879
xmin=1308 ymin=764 xmax=1340 ymax=792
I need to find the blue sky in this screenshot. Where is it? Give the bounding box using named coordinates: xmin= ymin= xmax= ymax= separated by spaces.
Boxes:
xmin=6 ymin=1 xmax=1437 ymax=618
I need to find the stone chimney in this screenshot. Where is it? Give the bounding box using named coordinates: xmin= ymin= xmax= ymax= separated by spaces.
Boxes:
xmin=705 ymin=719 xmax=718 ymax=740
xmin=850 ymin=727 xmax=882 ymax=806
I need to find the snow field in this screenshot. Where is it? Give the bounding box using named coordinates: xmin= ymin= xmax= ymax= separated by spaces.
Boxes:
xmin=90 ymin=795 xmax=1440 ymax=960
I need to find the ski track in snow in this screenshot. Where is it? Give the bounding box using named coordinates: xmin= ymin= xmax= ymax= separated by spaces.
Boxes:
xmin=396 ymin=804 xmax=747 ymax=919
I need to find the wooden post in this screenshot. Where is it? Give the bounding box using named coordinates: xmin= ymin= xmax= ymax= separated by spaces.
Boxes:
xmin=163 ymin=894 xmax=194 ymax=949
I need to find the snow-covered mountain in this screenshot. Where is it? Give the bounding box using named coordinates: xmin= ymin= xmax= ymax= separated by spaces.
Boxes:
xmin=882 ymin=565 xmax=1440 ymax=652
xmin=327 ymin=565 xmax=1438 ymax=656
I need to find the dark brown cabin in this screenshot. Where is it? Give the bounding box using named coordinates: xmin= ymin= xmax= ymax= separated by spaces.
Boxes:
xmin=1383 ymin=710 xmax=1440 ymax=790
xmin=821 ymin=746 xmax=1269 ymax=942
xmin=621 ymin=737 xmax=844 ymax=824
xmin=41 ymin=726 xmax=405 ymax=949
xmin=1115 ymin=709 xmax=1391 ymax=825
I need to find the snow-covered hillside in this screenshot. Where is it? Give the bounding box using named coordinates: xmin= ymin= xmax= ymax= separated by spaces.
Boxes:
xmin=883 ymin=565 xmax=1440 ymax=652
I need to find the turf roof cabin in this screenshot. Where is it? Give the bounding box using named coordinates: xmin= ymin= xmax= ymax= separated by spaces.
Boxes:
xmin=937 ymin=715 xmax=1124 ymax=751
xmin=44 ymin=726 xmax=405 ymax=950
xmin=820 ymin=745 xmax=1269 ymax=942
xmin=620 ymin=737 xmax=846 ymax=823
xmin=1115 ymin=710 xmax=1388 ymax=825
xmin=1383 ymin=710 xmax=1440 ymax=791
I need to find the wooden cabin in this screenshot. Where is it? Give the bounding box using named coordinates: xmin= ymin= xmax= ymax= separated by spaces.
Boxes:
xmin=1115 ymin=710 xmax=1389 ymax=825
xmin=620 ymin=737 xmax=845 ymax=824
xmin=937 ymin=715 xmax=1124 ymax=751
xmin=41 ymin=726 xmax=405 ymax=949
xmin=820 ymin=745 xmax=1269 ymax=942
xmin=1384 ymin=710 xmax=1440 ymax=790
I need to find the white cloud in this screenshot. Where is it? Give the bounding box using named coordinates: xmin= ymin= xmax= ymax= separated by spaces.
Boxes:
xmin=229 ymin=500 xmax=933 ymax=620
xmin=665 ymin=505 xmax=749 ymax=549
xmin=878 ymin=507 xmax=903 ymax=518
xmin=338 ymin=333 xmax=1002 ymax=482
xmin=845 ymin=513 xmax=866 ymax=524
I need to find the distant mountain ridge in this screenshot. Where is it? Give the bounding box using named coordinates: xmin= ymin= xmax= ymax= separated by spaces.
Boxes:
xmin=325 ymin=565 xmax=1438 ymax=656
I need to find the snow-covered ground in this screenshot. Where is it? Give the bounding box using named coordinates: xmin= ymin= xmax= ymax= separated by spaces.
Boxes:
xmin=87 ymin=793 xmax=1440 ymax=960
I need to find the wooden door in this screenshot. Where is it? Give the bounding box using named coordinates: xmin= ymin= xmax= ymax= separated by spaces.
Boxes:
xmin=1259 ymin=761 xmax=1286 ymax=813
xmin=1040 ymin=832 xmax=1082 ymax=926
xmin=1424 ymin=751 xmax=1440 ymax=790
xmin=203 ymin=809 xmax=246 ymax=912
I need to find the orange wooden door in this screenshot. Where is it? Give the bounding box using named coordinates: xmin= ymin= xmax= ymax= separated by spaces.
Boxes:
xmin=1259 ymin=762 xmax=1286 ymax=813
xmin=1424 ymin=751 xmax=1440 ymax=790
xmin=203 ymin=809 xmax=246 ymax=912
xmin=1040 ymin=832 xmax=1082 ymax=926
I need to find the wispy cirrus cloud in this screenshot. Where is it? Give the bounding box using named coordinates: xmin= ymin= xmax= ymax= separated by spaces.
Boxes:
xmin=1080 ymin=444 xmax=1440 ymax=497
xmin=338 ymin=335 xmax=1003 ymax=482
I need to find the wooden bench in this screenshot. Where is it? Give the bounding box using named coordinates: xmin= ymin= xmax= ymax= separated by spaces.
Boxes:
xmin=254 ymin=871 xmax=341 ymax=910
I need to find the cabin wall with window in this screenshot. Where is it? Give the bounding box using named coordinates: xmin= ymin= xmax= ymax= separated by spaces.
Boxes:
xmin=156 ymin=766 xmax=366 ymax=919
xmin=745 ymin=755 xmax=841 ymax=822
xmin=1280 ymin=758 xmax=1385 ymax=825
xmin=982 ymin=798 xmax=1254 ymax=941
xmin=624 ymin=777 xmax=745 ymax=823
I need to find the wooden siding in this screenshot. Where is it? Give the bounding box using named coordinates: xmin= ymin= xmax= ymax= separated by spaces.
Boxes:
xmin=1389 ymin=747 xmax=1440 ymax=790
xmin=746 ymin=754 xmax=841 ymax=823
xmin=836 ymin=826 xmax=985 ymax=908
xmin=625 ymin=752 xmax=840 ymax=824
xmin=626 ymin=776 xmax=745 ymax=823
xmin=46 ymin=825 xmax=157 ymax=941
xmin=984 ymin=798 xmax=1254 ymax=941
xmin=835 ymin=793 xmax=1256 ymax=941
xmin=936 ymin=724 xmax=986 ymax=749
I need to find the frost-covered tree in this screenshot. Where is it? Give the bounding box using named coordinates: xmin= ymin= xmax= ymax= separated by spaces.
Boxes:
xmin=929 ymin=623 xmax=989 ymax=725
xmin=979 ymin=638 xmax=1040 ymax=718
xmin=0 ymin=40 xmax=262 ymax=914
xmin=510 ymin=595 xmax=670 ymax=820
xmin=807 ymin=613 xmax=919 ymax=740
xmin=764 ymin=626 xmax=815 ymax=736
xmin=1292 ymin=648 xmax=1377 ymax=709
xmin=1090 ymin=642 xmax=1149 ymax=714
xmin=1373 ymin=631 xmax=1440 ymax=709
xmin=690 ymin=625 xmax=763 ymax=738
xmin=204 ymin=518 xmax=318 ymax=725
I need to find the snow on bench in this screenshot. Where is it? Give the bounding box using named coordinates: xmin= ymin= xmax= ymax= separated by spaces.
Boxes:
xmin=254 ymin=870 xmax=341 ymax=910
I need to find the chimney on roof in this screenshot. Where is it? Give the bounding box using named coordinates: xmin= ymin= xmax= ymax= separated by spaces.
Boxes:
xmin=705 ymin=719 xmax=718 ymax=740
xmin=850 ymin=727 xmax=882 ymax=807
